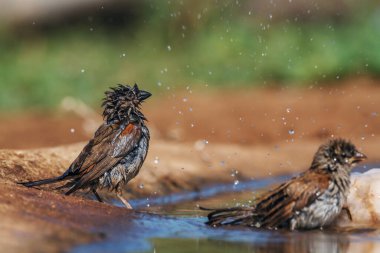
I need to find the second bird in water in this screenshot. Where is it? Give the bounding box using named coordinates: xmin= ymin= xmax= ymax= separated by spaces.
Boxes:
xmin=204 ymin=139 xmax=367 ymax=230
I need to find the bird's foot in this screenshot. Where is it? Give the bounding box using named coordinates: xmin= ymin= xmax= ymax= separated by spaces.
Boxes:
xmin=342 ymin=206 xmax=353 ymax=221
xmin=92 ymin=189 xmax=104 ymax=203
xmin=117 ymin=193 xmax=133 ymax=209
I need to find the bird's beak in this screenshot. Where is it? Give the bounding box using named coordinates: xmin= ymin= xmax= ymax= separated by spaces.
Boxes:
xmin=352 ymin=151 xmax=367 ymax=163
xmin=138 ymin=90 xmax=152 ymax=101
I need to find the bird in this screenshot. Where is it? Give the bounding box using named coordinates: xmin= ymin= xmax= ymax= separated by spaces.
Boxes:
xmin=19 ymin=83 xmax=151 ymax=209
xmin=203 ymin=139 xmax=367 ymax=230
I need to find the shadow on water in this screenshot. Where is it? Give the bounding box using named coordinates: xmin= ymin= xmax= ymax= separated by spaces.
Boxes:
xmin=73 ymin=164 xmax=380 ymax=253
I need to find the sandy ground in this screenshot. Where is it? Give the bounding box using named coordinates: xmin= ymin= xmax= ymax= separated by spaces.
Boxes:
xmin=1 ymin=77 xmax=380 ymax=252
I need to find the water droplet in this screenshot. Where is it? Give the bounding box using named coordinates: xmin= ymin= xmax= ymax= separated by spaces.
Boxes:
xmin=146 ymin=203 xmax=150 ymax=207
xmin=167 ymin=45 xmax=172 ymax=51
xmin=288 ymin=129 xmax=295 ymax=135
xmin=81 ymin=69 xmax=85 ymax=73
xmin=286 ymin=108 xmax=291 ymax=113
xmin=190 ymin=123 xmax=195 ymax=128
xmin=255 ymin=222 xmax=261 ymax=228
xmin=121 ymin=53 xmax=126 ymax=57
xmin=194 ymin=140 xmax=207 ymax=151
xmin=70 ymin=128 xmax=75 ymax=133
xmin=234 ymin=180 xmax=239 ymax=186
xmin=153 ymin=157 xmax=159 ymax=164
xmin=139 ymin=183 xmax=144 ymax=189
xmin=157 ymin=81 xmax=162 ymax=87
xmin=230 ymin=169 xmax=239 ymax=177
xmin=182 ymin=97 xmax=188 ymax=102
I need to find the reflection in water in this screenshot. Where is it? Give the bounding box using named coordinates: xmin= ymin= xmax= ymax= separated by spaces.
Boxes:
xmin=146 ymin=228 xmax=380 ymax=253
xmin=147 ymin=233 xmax=348 ymax=253
xmin=255 ymin=231 xmax=349 ymax=253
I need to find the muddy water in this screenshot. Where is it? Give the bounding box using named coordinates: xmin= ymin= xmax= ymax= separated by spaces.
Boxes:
xmin=73 ymin=165 xmax=380 ymax=253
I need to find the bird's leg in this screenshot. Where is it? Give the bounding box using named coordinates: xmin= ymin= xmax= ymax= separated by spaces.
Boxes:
xmin=116 ymin=189 xmax=133 ymax=209
xmin=342 ymin=206 xmax=353 ymax=221
xmin=92 ymin=189 xmax=104 ymax=203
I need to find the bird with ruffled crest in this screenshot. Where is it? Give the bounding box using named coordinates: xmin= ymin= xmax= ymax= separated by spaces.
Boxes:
xmin=20 ymin=83 xmax=151 ymax=208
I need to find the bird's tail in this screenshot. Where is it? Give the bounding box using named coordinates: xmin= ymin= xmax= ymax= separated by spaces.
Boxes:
xmin=18 ymin=174 xmax=68 ymax=188
xmin=200 ymin=206 xmax=257 ymax=227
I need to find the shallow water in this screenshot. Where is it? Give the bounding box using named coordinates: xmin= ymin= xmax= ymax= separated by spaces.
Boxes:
xmin=73 ymin=164 xmax=380 ymax=253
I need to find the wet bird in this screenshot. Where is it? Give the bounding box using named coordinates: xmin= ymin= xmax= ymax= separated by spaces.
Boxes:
xmin=20 ymin=84 xmax=151 ymax=208
xmin=203 ymin=139 xmax=366 ymax=230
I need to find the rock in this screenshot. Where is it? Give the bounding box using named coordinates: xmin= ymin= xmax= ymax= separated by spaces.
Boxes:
xmin=336 ymin=169 xmax=380 ymax=227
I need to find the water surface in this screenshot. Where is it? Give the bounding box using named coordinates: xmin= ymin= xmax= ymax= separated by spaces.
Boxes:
xmin=73 ymin=165 xmax=380 ymax=253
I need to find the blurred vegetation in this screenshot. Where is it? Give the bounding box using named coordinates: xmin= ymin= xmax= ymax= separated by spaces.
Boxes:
xmin=0 ymin=0 xmax=379 ymax=110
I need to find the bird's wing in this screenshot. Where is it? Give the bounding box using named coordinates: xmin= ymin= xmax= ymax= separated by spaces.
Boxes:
xmin=66 ymin=123 xmax=117 ymax=175
xmin=65 ymin=123 xmax=142 ymax=193
xmin=255 ymin=171 xmax=330 ymax=228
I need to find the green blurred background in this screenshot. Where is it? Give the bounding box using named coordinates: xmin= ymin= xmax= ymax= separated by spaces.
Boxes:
xmin=0 ymin=0 xmax=379 ymax=110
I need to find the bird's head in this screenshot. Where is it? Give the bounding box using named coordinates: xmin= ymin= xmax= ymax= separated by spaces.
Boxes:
xmin=102 ymin=83 xmax=151 ymax=124
xmin=311 ymin=139 xmax=367 ymax=173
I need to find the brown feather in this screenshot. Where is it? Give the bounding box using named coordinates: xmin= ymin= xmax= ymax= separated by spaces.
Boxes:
xmin=65 ymin=123 xmax=142 ymax=194
xmin=256 ymin=171 xmax=330 ymax=228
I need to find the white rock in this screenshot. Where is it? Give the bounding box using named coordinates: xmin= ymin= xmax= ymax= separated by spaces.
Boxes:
xmin=337 ymin=168 xmax=380 ymax=226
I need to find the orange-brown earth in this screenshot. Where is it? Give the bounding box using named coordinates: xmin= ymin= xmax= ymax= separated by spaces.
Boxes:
xmin=1 ymin=77 xmax=380 ymax=252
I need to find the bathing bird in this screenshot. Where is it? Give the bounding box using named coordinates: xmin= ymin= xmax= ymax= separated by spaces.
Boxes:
xmin=20 ymin=84 xmax=151 ymax=209
xmin=203 ymin=139 xmax=366 ymax=230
